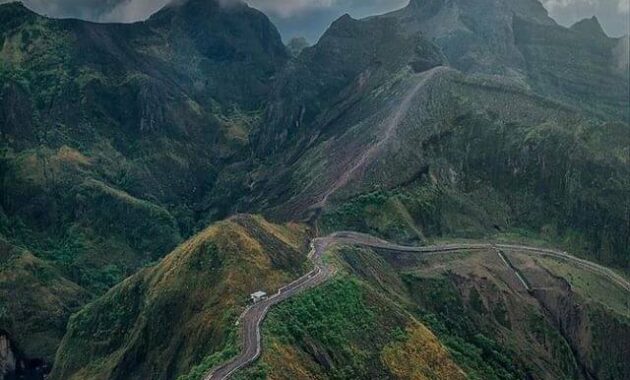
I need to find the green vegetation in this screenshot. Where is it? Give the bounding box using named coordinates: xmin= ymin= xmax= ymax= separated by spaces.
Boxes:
xmin=49 ymin=215 xmax=308 ymax=380
xmin=1 ymin=0 xmax=628 ymax=377
xmin=251 ymin=244 xmax=628 ymax=380
xmin=176 ymin=329 xmax=238 ymax=380
xmin=0 ymin=239 xmax=89 ymax=362
xmin=587 ymin=306 xmax=630 ymax=379
xmin=537 ymin=257 xmax=629 ymax=316
xmin=321 ymin=113 xmax=629 ymax=268
xmin=253 ymin=273 xmax=464 ymax=379
xmin=405 ymin=277 xmax=528 ymax=380
xmin=267 ymin=277 xmax=376 ymax=348
xmin=0 ymin=0 xmax=288 ymax=364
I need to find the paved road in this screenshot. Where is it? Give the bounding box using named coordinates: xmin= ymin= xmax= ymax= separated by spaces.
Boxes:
xmin=205 ymin=233 xmax=630 ymax=379
xmin=205 ymin=238 xmax=335 ymax=380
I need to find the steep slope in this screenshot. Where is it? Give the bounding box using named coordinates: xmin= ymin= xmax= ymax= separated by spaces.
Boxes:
xmin=385 ymin=0 xmax=628 ymax=120
xmin=50 ymin=215 xmax=309 ymax=380
xmin=0 ymin=0 xmax=288 ymax=365
xmin=250 ymin=0 xmax=629 ymax=266
xmin=247 ymin=276 xmax=466 ymax=380
xmin=254 ymin=13 xmax=445 ymax=156
xmin=242 ymin=243 xmax=629 ymax=379
xmin=513 ymin=15 xmax=628 ymax=120
xmin=387 ymin=0 xmax=554 ymax=76
xmin=0 ymin=239 xmax=89 ymax=372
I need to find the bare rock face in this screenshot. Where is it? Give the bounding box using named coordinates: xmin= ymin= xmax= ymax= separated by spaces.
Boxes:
xmin=0 ymin=333 xmax=17 ymax=380
xmin=255 ymin=13 xmax=446 ymax=156
xmin=0 ymin=332 xmax=50 ymax=380
xmin=389 ymin=0 xmax=554 ymax=75
xmin=570 ymin=16 xmax=607 ymax=37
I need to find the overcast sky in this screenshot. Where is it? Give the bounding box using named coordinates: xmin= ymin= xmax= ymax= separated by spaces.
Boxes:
xmin=2 ymin=0 xmax=629 ymax=41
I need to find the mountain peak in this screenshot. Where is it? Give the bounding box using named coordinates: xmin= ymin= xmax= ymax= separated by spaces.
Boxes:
xmin=149 ymin=0 xmax=240 ymax=22
xmin=391 ymin=0 xmax=554 ymax=74
xmin=0 ymin=1 xmax=38 ymax=32
xmin=0 ymin=1 xmax=27 ymax=11
xmin=146 ymin=0 xmax=287 ymax=63
xmin=404 ymin=0 xmax=553 ymax=25
xmin=570 ymin=16 xmax=608 ymax=37
xmin=0 ymin=1 xmax=35 ymax=19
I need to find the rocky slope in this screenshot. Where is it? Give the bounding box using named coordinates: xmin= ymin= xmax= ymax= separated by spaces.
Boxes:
xmin=0 ymin=239 xmax=89 ymax=369
xmin=250 ymin=0 xmax=629 ymax=267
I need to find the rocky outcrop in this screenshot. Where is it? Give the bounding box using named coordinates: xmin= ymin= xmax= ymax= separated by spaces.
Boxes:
xmin=388 ymin=0 xmax=554 ymax=75
xmin=532 ymin=286 xmax=630 ymax=380
xmin=570 ymin=16 xmax=607 ymax=37
xmin=255 ymin=12 xmax=445 ymax=156
xmin=0 ymin=332 xmax=49 ymax=380
xmin=0 ymin=333 xmax=16 ymax=380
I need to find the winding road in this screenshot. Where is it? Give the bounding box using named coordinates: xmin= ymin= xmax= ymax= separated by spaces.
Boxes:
xmin=205 ymin=232 xmax=630 ymax=380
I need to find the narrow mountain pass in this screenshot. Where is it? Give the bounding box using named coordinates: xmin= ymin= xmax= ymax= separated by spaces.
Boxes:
xmin=205 ymin=232 xmax=630 ymax=379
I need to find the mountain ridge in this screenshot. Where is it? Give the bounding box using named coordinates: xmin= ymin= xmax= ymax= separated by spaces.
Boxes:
xmin=0 ymin=0 xmax=628 ymax=378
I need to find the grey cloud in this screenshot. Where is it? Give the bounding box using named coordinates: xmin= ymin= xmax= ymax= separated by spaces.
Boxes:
xmin=1 ymin=0 xmax=628 ymax=38
xmin=0 ymin=0 xmax=168 ymax=22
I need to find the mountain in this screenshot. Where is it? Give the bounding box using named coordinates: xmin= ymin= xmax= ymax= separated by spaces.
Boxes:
xmin=570 ymin=16 xmax=607 ymax=37
xmin=250 ymin=0 xmax=629 ymax=266
xmin=245 ymin=244 xmax=629 ymax=379
xmin=0 ymin=0 xmax=287 ymax=372
xmin=50 ymin=215 xmax=309 ymax=380
xmin=1 ymin=0 xmax=628 ymax=378
xmin=0 ymin=238 xmax=89 ymax=376
xmin=388 ymin=0 xmax=554 ymax=75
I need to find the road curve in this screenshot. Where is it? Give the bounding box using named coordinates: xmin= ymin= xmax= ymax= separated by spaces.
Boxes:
xmin=205 ymin=238 xmax=335 ymax=380
xmin=205 ymin=233 xmax=630 ymax=379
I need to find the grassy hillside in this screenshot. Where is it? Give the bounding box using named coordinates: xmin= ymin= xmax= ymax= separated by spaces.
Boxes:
xmin=1 ymin=0 xmax=628 ymax=377
xmin=319 ymin=106 xmax=629 ymax=267
xmin=0 ymin=239 xmax=89 ymax=363
xmin=238 ymin=273 xmax=465 ymax=380
xmin=247 ymin=0 xmax=630 ymax=267
xmin=50 ymin=215 xmax=309 ymax=380
xmin=249 ymin=0 xmax=628 ymax=268
xmin=243 ymin=243 xmax=629 ymax=380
